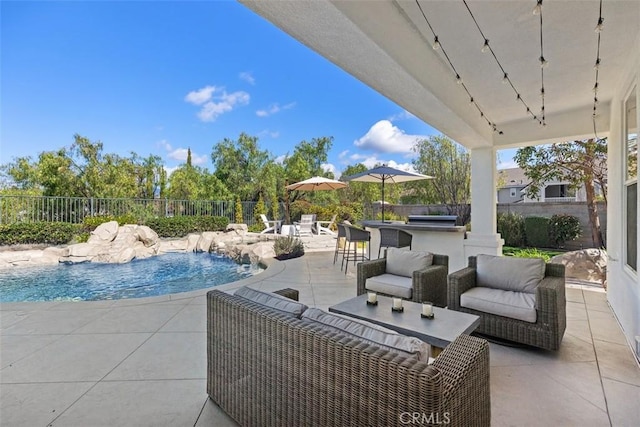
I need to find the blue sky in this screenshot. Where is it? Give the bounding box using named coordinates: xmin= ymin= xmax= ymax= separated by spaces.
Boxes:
xmin=1 ymin=1 xmax=518 ymax=178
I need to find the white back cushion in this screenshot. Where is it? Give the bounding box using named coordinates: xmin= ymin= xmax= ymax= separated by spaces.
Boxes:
xmin=476 ymin=254 xmax=544 ymax=293
xmin=386 ymin=247 xmax=433 ymax=278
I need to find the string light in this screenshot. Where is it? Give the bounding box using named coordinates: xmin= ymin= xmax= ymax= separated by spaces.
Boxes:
xmin=415 ymin=0 xmax=502 ymax=134
xmin=532 ymin=0 xmax=543 ymax=16
xmin=432 ymin=36 xmax=441 ymax=50
xmin=461 ymin=0 xmax=544 ymax=128
xmin=481 ymin=39 xmax=490 ymax=53
xmin=592 ymin=0 xmax=604 ymax=138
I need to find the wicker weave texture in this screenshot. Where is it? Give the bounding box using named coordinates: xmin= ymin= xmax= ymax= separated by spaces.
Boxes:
xmin=207 ymin=290 xmax=490 ymax=426
xmin=447 ymin=256 xmax=566 ymax=351
xmin=357 ymin=254 xmax=449 ymax=307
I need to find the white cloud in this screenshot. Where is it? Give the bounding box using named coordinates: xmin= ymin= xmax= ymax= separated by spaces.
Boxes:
xmin=185 ymin=86 xmax=250 ymax=122
xmin=344 ymin=153 xmax=416 ymax=172
xmin=164 ymin=165 xmax=179 ymax=177
xmin=322 ymin=163 xmax=339 ymax=178
xmin=387 ymin=110 xmax=415 ymax=122
xmin=159 ymin=140 xmax=207 ymax=165
xmin=256 ymin=102 xmax=296 ymax=117
xmin=239 ymin=71 xmax=255 ymax=85
xmin=258 ymin=129 xmax=280 ymax=138
xmin=354 ymin=120 xmax=427 ymax=154
xmin=274 ymin=154 xmax=287 ymax=164
xmin=184 ymin=86 xmax=217 ymax=105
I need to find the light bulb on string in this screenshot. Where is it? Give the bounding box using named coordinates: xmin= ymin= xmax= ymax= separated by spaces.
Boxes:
xmin=469 ymin=97 xmax=474 ymax=106
xmin=594 ymin=58 xmax=601 ymax=70
xmin=456 ymin=74 xmax=463 ymax=84
xmin=539 ymin=56 xmax=548 ymax=68
xmin=595 ymin=17 xmax=604 ymax=33
xmin=502 ymin=73 xmax=509 ymax=84
xmin=481 ymin=39 xmax=490 ymax=53
xmin=593 ymin=82 xmax=599 ymax=93
xmin=532 ymin=0 xmax=543 ymax=15
xmin=432 ymin=36 xmax=441 ymax=50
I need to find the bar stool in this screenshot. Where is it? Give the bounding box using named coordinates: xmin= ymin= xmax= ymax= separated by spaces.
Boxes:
xmin=342 ymin=225 xmax=370 ymax=274
xmin=333 ymin=223 xmax=347 ymax=265
xmin=378 ymin=227 xmax=413 ymax=258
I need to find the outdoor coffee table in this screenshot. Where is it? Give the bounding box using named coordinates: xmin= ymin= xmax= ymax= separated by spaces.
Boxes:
xmin=328 ymin=295 xmax=480 ymax=355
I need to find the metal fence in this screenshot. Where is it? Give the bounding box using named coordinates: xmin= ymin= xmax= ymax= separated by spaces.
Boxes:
xmin=0 ymin=195 xmax=268 ymax=226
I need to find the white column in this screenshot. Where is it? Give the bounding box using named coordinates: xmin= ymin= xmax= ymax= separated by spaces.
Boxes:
xmin=464 ymin=147 xmax=504 ymax=258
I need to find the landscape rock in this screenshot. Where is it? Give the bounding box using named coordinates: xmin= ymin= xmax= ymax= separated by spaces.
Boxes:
xmin=196 ymin=232 xmax=217 ymax=253
xmin=135 ymin=225 xmax=159 ymax=247
xmin=226 ymin=223 xmax=248 ymax=235
xmin=88 ymin=221 xmax=119 ymax=244
xmin=157 ymin=238 xmax=189 ymax=253
xmin=186 ymin=234 xmax=201 ymax=252
xmin=550 ymin=248 xmax=607 ymax=287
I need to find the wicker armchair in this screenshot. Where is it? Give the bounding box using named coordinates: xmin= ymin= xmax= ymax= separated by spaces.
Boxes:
xmin=357 ymin=253 xmax=449 ymax=306
xmin=377 ymin=227 xmax=413 ymax=258
xmin=448 ymin=256 xmax=566 ymax=351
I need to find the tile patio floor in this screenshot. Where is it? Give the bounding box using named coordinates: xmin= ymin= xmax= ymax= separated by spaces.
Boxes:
xmin=1 ymin=240 xmax=639 ymax=426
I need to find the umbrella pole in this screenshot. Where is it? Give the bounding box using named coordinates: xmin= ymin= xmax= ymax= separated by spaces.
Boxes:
xmin=381 ymin=179 xmax=385 ymax=222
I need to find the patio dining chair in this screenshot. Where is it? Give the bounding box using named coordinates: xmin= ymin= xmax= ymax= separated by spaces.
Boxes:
xmin=377 ymin=227 xmax=412 ymax=258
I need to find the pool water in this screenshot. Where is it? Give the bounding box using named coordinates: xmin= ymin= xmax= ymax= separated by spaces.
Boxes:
xmin=0 ymin=253 xmax=263 ymax=302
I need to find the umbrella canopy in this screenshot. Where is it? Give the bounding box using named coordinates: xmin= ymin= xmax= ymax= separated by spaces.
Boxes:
xmin=343 ymin=165 xmax=432 ymax=221
xmin=285 ymin=176 xmax=347 ymax=191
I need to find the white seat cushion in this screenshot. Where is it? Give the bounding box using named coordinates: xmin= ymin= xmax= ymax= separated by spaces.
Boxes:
xmin=461 ymin=286 xmax=537 ymax=323
xmin=302 ymin=308 xmax=431 ymax=362
xmin=476 ymin=254 xmax=544 ymax=293
xmin=385 ymin=247 xmax=433 ymax=278
xmin=365 ymin=273 xmax=413 ymax=299
xmin=234 ymin=286 xmax=308 ymax=318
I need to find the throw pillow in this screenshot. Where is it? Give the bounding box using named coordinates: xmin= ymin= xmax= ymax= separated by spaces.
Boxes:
xmin=386 ymin=247 xmax=433 ymax=278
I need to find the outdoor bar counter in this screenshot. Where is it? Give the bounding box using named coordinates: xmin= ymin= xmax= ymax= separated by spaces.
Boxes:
xmin=362 ymin=219 xmax=467 ymax=272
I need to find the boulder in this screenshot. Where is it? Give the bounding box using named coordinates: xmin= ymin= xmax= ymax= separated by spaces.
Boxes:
xmin=186 ymin=233 xmax=201 ymax=252
xmin=157 ymin=238 xmax=189 ymax=253
xmin=226 ymin=223 xmax=248 ymax=235
xmin=550 ymin=248 xmax=607 ymax=287
xmin=136 ymin=225 xmax=159 ymax=247
xmin=88 ymin=221 xmax=119 ymax=243
xmin=196 ymin=232 xmax=218 ymax=253
xmin=234 ymin=241 xmax=276 ymax=264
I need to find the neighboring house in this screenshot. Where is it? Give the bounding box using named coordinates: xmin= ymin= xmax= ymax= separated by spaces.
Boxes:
xmin=497 ymin=167 xmax=603 ymax=203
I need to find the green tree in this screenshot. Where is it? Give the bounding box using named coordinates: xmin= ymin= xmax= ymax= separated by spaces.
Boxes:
xmin=411 ymin=135 xmax=471 ymax=224
xmin=282 ymin=137 xmax=336 ymax=205
xmin=235 ymin=196 xmax=243 ymax=223
xmin=211 ymin=133 xmax=270 ymax=201
xmin=514 ymin=138 xmax=607 ymax=247
xmin=166 ymin=164 xmax=230 ymax=200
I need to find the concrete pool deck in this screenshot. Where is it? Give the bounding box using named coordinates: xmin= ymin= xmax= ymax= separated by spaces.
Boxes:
xmin=1 ymin=242 xmax=639 ymax=426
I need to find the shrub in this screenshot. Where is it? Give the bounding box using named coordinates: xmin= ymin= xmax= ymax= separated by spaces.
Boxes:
xmin=497 ymin=212 xmax=525 ymax=247
xmin=503 ymin=247 xmax=552 ymax=263
xmin=548 ymin=214 xmax=581 ymax=248
xmin=0 ymin=222 xmax=79 ymax=245
xmin=82 ymin=214 xmax=138 ymax=232
xmin=524 ymin=216 xmax=551 ymax=248
xmin=144 ymin=216 xmax=229 ymax=238
xmin=234 ymin=196 xmax=243 ymax=224
xmin=273 ymin=235 xmax=305 ymax=260
xmin=253 ymin=193 xmax=266 ymax=224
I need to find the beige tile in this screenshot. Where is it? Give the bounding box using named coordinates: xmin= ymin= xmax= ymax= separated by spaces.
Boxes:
xmin=0 ymin=333 xmax=151 ymax=383
xmin=1 ymin=308 xmax=110 ymax=335
xmin=601 ymin=378 xmax=640 ymax=426
xmin=491 ymin=363 xmax=609 ymax=426
xmin=0 ymin=334 xmax=64 ymax=369
xmin=52 ymin=379 xmax=207 ymax=427
xmin=0 ymin=382 xmax=94 ymax=426
xmin=593 ymin=339 xmax=640 ymax=386
xmin=159 ymin=305 xmax=206 ymax=332
xmin=104 ymin=332 xmax=206 ymax=381
xmin=74 ymin=304 xmax=184 ymax=334
xmin=194 ymin=398 xmax=239 ymax=426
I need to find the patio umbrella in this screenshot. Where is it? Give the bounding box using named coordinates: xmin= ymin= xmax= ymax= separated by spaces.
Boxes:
xmin=343 ymin=165 xmax=433 ymax=221
xmin=285 ymin=176 xmax=347 ymax=191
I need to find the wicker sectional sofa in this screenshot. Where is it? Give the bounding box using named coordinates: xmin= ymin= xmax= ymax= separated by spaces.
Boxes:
xmin=207 ymin=288 xmax=490 ymax=426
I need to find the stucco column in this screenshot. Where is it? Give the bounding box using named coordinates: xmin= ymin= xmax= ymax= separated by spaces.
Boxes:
xmin=464 ymin=147 xmax=504 ymax=258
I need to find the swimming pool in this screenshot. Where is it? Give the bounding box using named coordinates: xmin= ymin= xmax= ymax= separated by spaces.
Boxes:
xmin=0 ymin=253 xmax=264 ymax=302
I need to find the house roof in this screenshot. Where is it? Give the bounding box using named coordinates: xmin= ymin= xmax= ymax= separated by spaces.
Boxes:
xmin=498 ymin=168 xmax=529 ymax=188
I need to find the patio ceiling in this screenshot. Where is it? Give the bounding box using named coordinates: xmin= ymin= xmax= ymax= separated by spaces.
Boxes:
xmin=240 ymin=0 xmax=639 ymax=149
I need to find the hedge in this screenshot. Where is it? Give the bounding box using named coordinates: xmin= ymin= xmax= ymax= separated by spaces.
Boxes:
xmin=524 ymin=216 xmax=551 ymax=248
xmin=144 ymin=216 xmax=229 ymax=238
xmin=497 ymin=212 xmax=525 ymax=247
xmin=0 ymin=222 xmax=80 ymax=245
xmin=548 ymin=214 xmax=581 ymax=248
